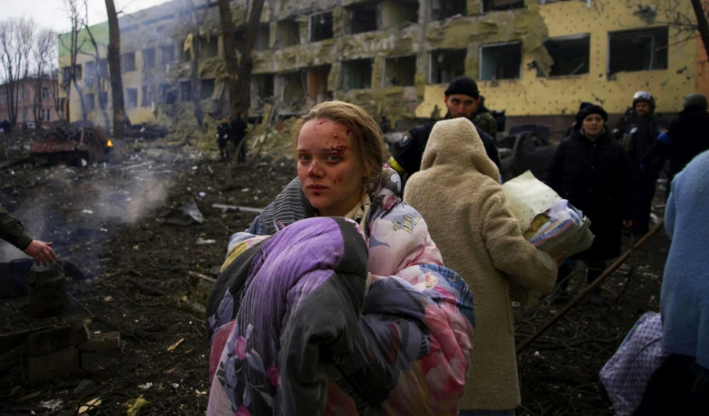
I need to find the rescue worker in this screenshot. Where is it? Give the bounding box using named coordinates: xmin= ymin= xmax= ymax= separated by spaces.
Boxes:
xmin=470 ymin=95 xmax=499 ymax=139
xmin=231 ymin=112 xmax=247 ymax=164
xmin=547 ymin=104 xmax=633 ymax=304
xmin=389 ymin=76 xmax=501 ymax=185
xmin=620 ymin=91 xmax=668 ymax=237
xmin=1 ymin=203 xmax=56 ymax=266
xmin=643 ymin=93 xmax=709 ymax=197
xmin=216 ymin=118 xmax=231 ymax=161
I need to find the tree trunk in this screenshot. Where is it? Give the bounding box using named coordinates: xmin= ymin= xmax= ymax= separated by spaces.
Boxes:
xmin=105 ymin=0 xmax=125 ymax=162
xmin=72 ymin=78 xmax=87 ymax=122
xmin=233 ymin=0 xmax=266 ymax=117
xmin=217 ymin=0 xmax=239 ymax=119
xmin=190 ymin=35 xmax=205 ymax=132
xmin=691 ymin=0 xmax=709 ymax=61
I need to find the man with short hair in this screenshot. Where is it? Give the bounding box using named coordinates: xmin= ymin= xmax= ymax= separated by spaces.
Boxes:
xmin=388 ymin=76 xmax=500 ymax=184
xmin=620 ymin=91 xmax=668 ymax=237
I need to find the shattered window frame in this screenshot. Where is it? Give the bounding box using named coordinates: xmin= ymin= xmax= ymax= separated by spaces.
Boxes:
xmin=309 ymin=11 xmax=334 ymax=42
xmin=160 ymin=44 xmax=175 ymax=65
xmin=122 ymin=52 xmax=137 ymax=73
xmin=126 ymin=88 xmax=138 ymax=109
xmin=201 ymin=79 xmax=216 ymax=100
xmin=538 ymin=34 xmax=590 ymax=78
xmin=430 ymin=0 xmax=466 ymax=21
xmin=429 ymin=49 xmax=467 ymax=84
xmin=480 ymin=42 xmax=523 ymax=81
xmin=384 ymin=55 xmax=417 ymax=87
xmin=280 ymin=70 xmax=307 ymax=105
xmin=482 ymin=0 xmax=525 ymax=12
xmin=608 ymin=27 xmax=668 ymax=75
xmin=342 ymin=59 xmax=373 ymax=91
xmin=255 ymin=25 xmax=271 ymax=52
xmin=344 ymin=2 xmax=380 ymax=35
xmin=277 ymin=19 xmax=301 ymax=48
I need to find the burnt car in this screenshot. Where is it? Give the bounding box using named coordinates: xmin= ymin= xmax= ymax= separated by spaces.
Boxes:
xmin=31 ymin=126 xmax=113 ymax=167
xmin=499 ymin=124 xmax=557 ymax=182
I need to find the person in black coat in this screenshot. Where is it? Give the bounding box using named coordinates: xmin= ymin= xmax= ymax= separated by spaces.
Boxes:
xmin=216 ymin=118 xmax=231 ymax=161
xmin=643 ymin=93 xmax=709 ymax=197
xmin=547 ymin=104 xmax=633 ymax=303
xmin=619 ymin=91 xmax=668 ymax=237
xmin=230 ymin=112 xmax=248 ymax=164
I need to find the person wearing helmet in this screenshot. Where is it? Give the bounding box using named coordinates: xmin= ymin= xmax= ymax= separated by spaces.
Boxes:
xmin=388 ymin=76 xmax=501 ymax=187
xmin=620 ymin=91 xmax=668 ymax=237
xmin=643 ymin=93 xmax=709 ymax=197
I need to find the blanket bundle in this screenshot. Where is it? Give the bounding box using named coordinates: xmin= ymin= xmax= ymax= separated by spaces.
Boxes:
xmin=206 ymin=216 xmax=475 ymax=416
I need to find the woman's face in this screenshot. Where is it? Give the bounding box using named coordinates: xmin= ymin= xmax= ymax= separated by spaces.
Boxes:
xmin=296 ymin=118 xmax=365 ymax=217
xmin=582 ymin=114 xmax=604 ymax=137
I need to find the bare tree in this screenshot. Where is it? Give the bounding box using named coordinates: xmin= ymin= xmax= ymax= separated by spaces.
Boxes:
xmin=82 ymin=20 xmax=111 ymax=130
xmin=217 ymin=0 xmax=239 ymax=119
xmin=60 ymin=0 xmax=89 ymax=123
xmin=0 ymin=17 xmax=35 ymax=127
xmin=233 ymin=0 xmax=265 ymax=117
xmin=31 ymin=28 xmax=55 ymax=128
xmin=105 ymin=0 xmax=126 ymax=161
xmin=691 ymin=0 xmax=709 ymax=59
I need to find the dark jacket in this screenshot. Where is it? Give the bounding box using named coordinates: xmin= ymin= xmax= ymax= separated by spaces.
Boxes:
xmin=643 ymin=105 xmax=709 ymax=179
xmin=621 ymin=114 xmax=668 ymax=170
xmin=390 ymin=117 xmax=501 ymax=179
xmin=546 ymin=129 xmax=632 ymax=260
xmin=0 ymin=203 xmax=32 ymax=250
xmin=231 ymin=117 xmax=247 ymax=141
xmin=217 ymin=122 xmax=230 ymax=145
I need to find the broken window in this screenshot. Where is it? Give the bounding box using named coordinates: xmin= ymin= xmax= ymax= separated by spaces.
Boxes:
xmin=161 ymin=84 xmax=175 ymax=104
xmin=199 ymin=36 xmax=219 ymax=58
xmin=342 ymin=59 xmax=373 ymax=91
xmin=141 ymin=86 xmax=153 ymax=107
xmin=99 ymin=59 xmax=108 ymax=77
xmin=201 ymin=79 xmax=215 ymax=100
xmin=310 ymin=12 xmax=334 ymax=42
xmin=307 ymin=65 xmax=331 ymax=101
xmin=277 ymin=19 xmax=300 ymax=47
xmin=384 ymin=56 xmax=416 ymax=86
xmin=381 ymin=0 xmax=418 ymax=29
xmin=161 ymin=45 xmax=175 ymax=65
xmin=122 ymin=52 xmax=136 ymax=73
xmin=609 ymin=27 xmax=668 ymax=74
xmin=126 ymin=88 xmax=138 ymax=109
xmin=234 ymin=29 xmax=245 ymax=53
xmin=143 ymin=48 xmax=156 ymax=69
xmin=345 ymin=3 xmax=379 ymax=35
xmin=85 ymin=61 xmax=96 ymax=81
xmin=431 ymin=0 xmax=465 ymax=20
xmin=255 ymin=25 xmax=270 ymax=51
xmin=73 ymin=65 xmax=82 ymax=81
xmin=251 ymin=74 xmax=275 ymax=108
xmin=180 ymin=81 xmax=191 ymax=101
xmin=86 ymin=93 xmax=95 ymax=112
xmin=282 ymin=71 xmax=306 ymax=104
xmin=480 ymin=43 xmax=522 ymax=81
xmin=429 ymin=49 xmax=466 ymax=84
xmin=61 ymin=66 xmax=71 ymax=84
xmin=482 ymin=0 xmax=524 ymax=12
xmin=538 ymin=35 xmax=590 ymax=77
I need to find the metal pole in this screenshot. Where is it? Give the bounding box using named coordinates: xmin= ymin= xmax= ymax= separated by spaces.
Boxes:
xmin=516 ymin=219 xmax=665 ymax=354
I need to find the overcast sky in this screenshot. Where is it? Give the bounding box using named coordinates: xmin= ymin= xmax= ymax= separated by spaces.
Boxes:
xmin=5 ymin=0 xmax=172 ymax=33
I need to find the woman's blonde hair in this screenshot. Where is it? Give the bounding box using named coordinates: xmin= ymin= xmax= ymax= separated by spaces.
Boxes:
xmin=291 ymin=101 xmax=388 ymax=192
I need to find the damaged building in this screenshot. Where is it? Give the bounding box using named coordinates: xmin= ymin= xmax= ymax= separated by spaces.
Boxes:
xmin=58 ymin=0 xmax=706 ymax=134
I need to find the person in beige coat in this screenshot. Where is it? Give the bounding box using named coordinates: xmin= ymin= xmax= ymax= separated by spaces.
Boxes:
xmin=403 ymin=117 xmax=559 ymax=415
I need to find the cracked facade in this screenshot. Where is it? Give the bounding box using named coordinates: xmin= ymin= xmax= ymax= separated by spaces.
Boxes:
xmin=58 ymin=0 xmax=705 ymax=134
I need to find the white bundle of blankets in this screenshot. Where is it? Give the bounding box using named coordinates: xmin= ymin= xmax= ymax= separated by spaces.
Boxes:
xmin=502 ymin=171 xmax=595 ymax=304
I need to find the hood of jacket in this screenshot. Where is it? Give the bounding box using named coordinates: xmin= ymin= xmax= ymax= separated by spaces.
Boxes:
xmin=420 ymin=118 xmax=499 ymax=181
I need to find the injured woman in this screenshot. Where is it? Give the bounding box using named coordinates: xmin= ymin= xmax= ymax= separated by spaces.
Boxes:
xmin=206 ymin=101 xmax=475 ymax=416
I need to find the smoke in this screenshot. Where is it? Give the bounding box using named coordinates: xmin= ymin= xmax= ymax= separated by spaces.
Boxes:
xmin=0 ymin=163 xmax=173 ymax=270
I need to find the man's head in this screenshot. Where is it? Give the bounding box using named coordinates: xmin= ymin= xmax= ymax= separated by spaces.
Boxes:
xmin=684 ymin=93 xmax=708 ymax=110
xmin=633 ymin=91 xmax=655 ymax=117
xmin=444 ymin=76 xmax=480 ymax=119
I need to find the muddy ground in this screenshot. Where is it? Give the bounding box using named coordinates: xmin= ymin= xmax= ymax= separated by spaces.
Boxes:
xmin=0 ymin=133 xmax=669 ymax=415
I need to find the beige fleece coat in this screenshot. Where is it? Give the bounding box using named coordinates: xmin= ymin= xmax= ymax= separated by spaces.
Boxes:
xmin=403 ymin=118 xmax=558 ymax=411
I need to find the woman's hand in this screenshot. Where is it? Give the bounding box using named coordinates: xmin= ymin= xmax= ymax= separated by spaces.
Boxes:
xmin=24 ymin=240 xmax=57 ymax=267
